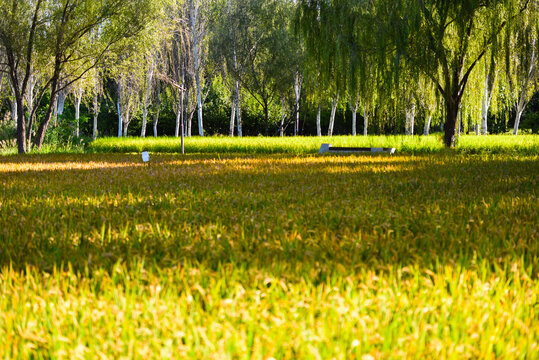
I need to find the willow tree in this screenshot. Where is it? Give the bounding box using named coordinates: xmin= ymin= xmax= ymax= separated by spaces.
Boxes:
xmin=297 ymin=0 xmax=349 ymax=137
xmin=506 ymin=0 xmax=538 ymax=135
xmin=299 ymin=0 xmax=532 ymax=146
xmin=383 ymin=0 xmax=534 ymax=146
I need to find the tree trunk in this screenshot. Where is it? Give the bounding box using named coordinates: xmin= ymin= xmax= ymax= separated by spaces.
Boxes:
xmin=153 ymin=84 xmax=161 ymax=137
xmin=316 ymin=104 xmax=321 ymax=137
xmin=123 ymin=110 xmax=130 ymax=137
xmin=444 ymin=95 xmax=459 ymax=147
xmin=279 ymin=97 xmax=286 ymax=137
xmin=405 ymin=101 xmax=416 ymax=135
xmin=363 ymin=106 xmax=368 ymax=136
xmin=514 ymin=106 xmax=524 ymax=135
xmin=53 ymin=97 xmax=58 ymax=126
xmin=191 ymin=0 xmax=204 ymax=136
xmin=117 ymin=97 xmax=122 ymax=138
xmin=294 ymin=71 xmax=301 ymax=136
xmin=141 ymin=59 xmax=155 ymax=137
xmin=74 ymin=86 xmax=83 ymax=138
xmin=424 ymin=113 xmax=431 ymax=135
xmin=513 ymin=43 xmax=536 ymax=135
xmin=457 ymin=104 xmax=462 ymax=137
xmin=175 ymin=96 xmax=182 ymax=138
xmin=328 ymin=95 xmax=339 ymax=136
xmin=11 ymin=97 xmax=18 ymax=125
xmin=263 ymin=101 xmax=270 ymax=135
xmin=153 ymin=106 xmax=160 ymax=138
xmin=481 ymin=57 xmax=496 ymax=135
xmin=15 ymin=96 xmax=26 ymax=153
xmin=93 ymin=91 xmax=99 ymax=140
xmin=34 ymin=68 xmax=62 ymax=150
xmin=186 ymin=92 xmax=192 ymax=137
xmin=26 ymin=75 xmax=36 ymax=145
xmin=57 ymin=89 xmax=66 ymax=121
xmin=229 ymin=98 xmax=236 ymax=136
xmin=236 ymin=82 xmax=242 ymax=137
xmin=350 ymin=98 xmax=358 ymax=136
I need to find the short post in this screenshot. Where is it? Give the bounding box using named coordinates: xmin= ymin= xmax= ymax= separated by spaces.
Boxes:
xmin=142 ymin=150 xmax=150 ymax=169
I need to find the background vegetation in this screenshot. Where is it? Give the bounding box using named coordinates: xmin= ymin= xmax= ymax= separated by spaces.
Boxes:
xmin=0 ymin=0 xmax=538 ymax=154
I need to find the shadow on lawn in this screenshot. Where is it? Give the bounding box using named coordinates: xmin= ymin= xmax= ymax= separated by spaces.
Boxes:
xmin=0 ymin=153 xmax=537 ymax=278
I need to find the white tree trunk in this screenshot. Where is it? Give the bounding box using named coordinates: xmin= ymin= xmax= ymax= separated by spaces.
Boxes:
xmin=25 ymin=75 xmax=36 ymax=144
xmin=351 ymin=110 xmax=357 ymax=136
xmin=235 ymin=81 xmax=242 ymax=137
xmin=123 ymin=107 xmax=130 ymax=137
xmin=363 ymin=106 xmax=368 ymax=136
xmin=141 ymin=59 xmax=155 ymax=137
xmin=405 ymin=102 xmax=416 ymax=135
xmin=191 ymin=0 xmax=204 ymax=136
xmin=117 ymin=83 xmax=122 ymax=137
xmin=480 ymin=77 xmax=490 ymax=135
xmin=117 ymin=100 xmax=122 ymax=138
xmin=294 ymin=71 xmax=302 ymax=136
xmin=74 ymin=86 xmax=83 ymax=138
xmin=11 ymin=97 xmax=17 ymax=125
xmin=316 ymin=104 xmax=321 ymax=137
xmin=229 ymin=98 xmax=236 ymax=136
xmin=53 ymin=98 xmax=58 ymax=126
xmin=153 ymin=84 xmax=161 ymax=138
xmin=57 ymin=90 xmax=66 ymax=118
xmin=280 ymin=97 xmax=286 ymax=137
xmin=185 ymin=91 xmax=192 ymax=137
xmin=350 ymin=96 xmax=359 ymax=136
xmin=153 ymin=107 xmax=160 ymax=138
xmin=514 ymin=103 xmax=525 ymax=135
xmin=328 ymin=94 xmax=339 ymax=136
xmin=93 ymin=92 xmax=99 ymax=140
xmin=424 ymin=113 xmax=431 ymax=135
xmin=513 ymin=42 xmax=536 ymax=135
xmin=175 ymin=95 xmax=182 ymax=138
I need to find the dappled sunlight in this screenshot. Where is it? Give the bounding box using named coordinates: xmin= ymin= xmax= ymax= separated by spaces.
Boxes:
xmin=0 ymin=153 xmax=537 ymax=358
xmin=0 ymin=160 xmax=145 ymax=174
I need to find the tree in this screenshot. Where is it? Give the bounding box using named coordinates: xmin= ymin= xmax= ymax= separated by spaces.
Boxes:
xmin=298 ymin=0 xmax=533 ymax=146
xmin=0 ymin=0 xmax=160 ymax=153
xmin=507 ymin=1 xmax=538 ymax=134
xmin=214 ymin=0 xmax=298 ymax=134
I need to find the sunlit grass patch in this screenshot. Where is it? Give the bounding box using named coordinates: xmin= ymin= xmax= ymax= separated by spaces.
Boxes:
xmin=88 ymin=134 xmax=539 ymax=155
xmin=0 ymin=152 xmax=537 ymax=358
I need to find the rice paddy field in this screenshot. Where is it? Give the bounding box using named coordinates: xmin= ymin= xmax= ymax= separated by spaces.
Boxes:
xmin=0 ymin=135 xmax=538 ymax=359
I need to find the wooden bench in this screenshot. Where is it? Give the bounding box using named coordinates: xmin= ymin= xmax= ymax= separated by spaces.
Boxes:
xmin=319 ymin=143 xmax=396 ymax=154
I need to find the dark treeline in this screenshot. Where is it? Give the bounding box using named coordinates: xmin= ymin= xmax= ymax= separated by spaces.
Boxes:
xmin=0 ymin=0 xmax=538 ymax=153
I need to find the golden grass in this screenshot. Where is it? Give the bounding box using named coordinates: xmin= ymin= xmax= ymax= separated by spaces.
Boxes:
xmin=0 ymin=152 xmax=537 ymax=359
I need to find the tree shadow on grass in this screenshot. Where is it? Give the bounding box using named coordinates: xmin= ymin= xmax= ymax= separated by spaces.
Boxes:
xmin=0 ymin=153 xmax=537 ymax=279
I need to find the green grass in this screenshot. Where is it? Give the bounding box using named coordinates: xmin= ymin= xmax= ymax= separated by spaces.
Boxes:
xmin=0 ymin=152 xmax=537 ymax=358
xmin=88 ymin=134 xmax=539 ymax=155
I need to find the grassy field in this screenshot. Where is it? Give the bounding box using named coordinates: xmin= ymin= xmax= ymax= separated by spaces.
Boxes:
xmin=88 ymin=134 xmax=539 ymax=155
xmin=0 ymin=149 xmax=538 ymax=357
